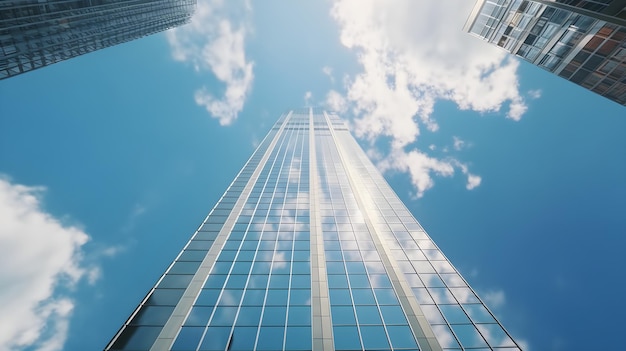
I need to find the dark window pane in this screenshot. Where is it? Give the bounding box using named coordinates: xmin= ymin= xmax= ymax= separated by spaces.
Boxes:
xmin=157 ymin=274 xmax=193 ymax=289
xmin=184 ymin=306 xmax=213 ymax=326
xmin=199 ymin=326 xmax=231 ymax=351
xmin=230 ymin=326 xmax=258 ymax=351
xmin=110 ymin=326 xmax=161 ymax=350
xmin=130 ymin=306 xmax=174 ymax=326
xmin=146 ymin=289 xmax=185 ymax=306
xmin=171 ymin=326 xmax=204 ymax=351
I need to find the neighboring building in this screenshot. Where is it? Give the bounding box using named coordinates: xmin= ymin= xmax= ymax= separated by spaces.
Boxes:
xmin=106 ymin=108 xmax=522 ymax=351
xmin=464 ymin=0 xmax=626 ymax=106
xmin=0 ymin=0 xmax=195 ymax=79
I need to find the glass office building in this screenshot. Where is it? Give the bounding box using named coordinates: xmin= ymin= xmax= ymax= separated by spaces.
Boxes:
xmin=465 ymin=0 xmax=626 ymax=106
xmin=0 ymin=0 xmax=195 ymax=79
xmin=106 ymin=109 xmax=522 ymax=351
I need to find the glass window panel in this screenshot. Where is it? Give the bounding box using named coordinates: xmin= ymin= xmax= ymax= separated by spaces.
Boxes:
xmin=146 ymin=289 xmax=185 ymax=306
xmin=463 ymin=304 xmax=496 ymax=323
xmin=325 ymin=250 xmax=343 ymax=261
xmin=328 ymin=274 xmax=349 ymax=289
xmin=226 ymin=275 xmax=248 ymax=289
xmin=130 ymin=306 xmax=174 ymax=326
xmin=431 ymin=325 xmax=461 ymax=349
xmin=288 ymin=306 xmax=311 ymax=326
xmin=284 ymin=326 xmax=312 ymax=350
xmin=217 ymin=250 xmax=237 ymax=262
xmin=345 ymin=261 xmax=366 ymax=274
xmin=441 ymin=273 xmax=465 ymax=287
xmin=110 ymin=326 xmax=161 ymax=350
xmin=369 ymin=274 xmax=392 ymax=288
xmin=411 ymin=287 xmax=435 ymax=305
xmin=158 ymin=274 xmax=193 ymax=289
xmin=178 ymin=250 xmax=207 ymax=262
xmin=387 ymin=325 xmax=418 ymax=349
xmin=199 ymin=326 xmax=231 ymax=351
xmin=356 ymin=305 xmax=382 ymax=325
xmin=210 ymin=306 xmax=238 ymax=326
xmin=242 ymin=289 xmax=265 ymax=306
xmin=236 ymin=306 xmax=263 ymax=326
xmin=422 ymin=273 xmax=446 ymax=288
xmin=230 ymin=326 xmax=258 ymax=351
xmin=452 ymin=324 xmax=488 ymax=348
xmin=329 ymin=289 xmax=352 ymax=305
xmin=292 ymin=261 xmax=310 ymax=274
xmin=269 ymin=274 xmax=290 ymax=289
xmin=262 ymin=306 xmax=287 ymax=326
xmin=440 ymin=304 xmax=471 ymax=324
xmin=289 ymin=289 xmax=311 ymax=306
xmin=256 ymin=326 xmax=285 ymax=351
xmin=365 ymin=261 xmax=386 ymax=273
xmin=423 ymin=249 xmax=445 ymax=260
xmin=352 ymin=289 xmax=376 ymax=305
xmin=186 ymin=240 xmax=213 ymax=251
xmin=421 ymin=305 xmax=446 ymax=324
xmin=327 ymin=261 xmax=346 ymax=274
xmin=348 ymin=274 xmax=370 ymax=288
xmin=332 ymin=325 xmax=361 ymax=351
xmin=248 ymin=274 xmax=269 ymax=289
xmin=252 ymin=261 xmax=272 ymax=274
xmin=205 ymin=274 xmax=228 ymax=289
xmin=196 ymin=289 xmax=221 ymax=306
xmin=373 ymin=288 xmax=399 ymax=305
xmin=450 ymin=287 xmax=479 ymax=303
xmin=266 ymin=289 xmax=289 ymax=306
xmin=184 ymin=306 xmax=213 ymax=326
xmin=218 ymin=289 xmax=243 ymax=306
xmin=331 ymin=305 xmax=357 ymax=325
xmin=291 ymin=274 xmax=311 ymax=289
xmin=171 ymin=326 xmax=204 ymax=350
xmin=413 ymin=261 xmax=435 ymax=273
xmin=429 ymin=288 xmax=456 ymax=304
xmin=360 ymin=325 xmax=390 ymax=349
xmin=379 ymin=305 xmax=408 ymax=325
xmin=477 ymin=324 xmax=517 ymax=347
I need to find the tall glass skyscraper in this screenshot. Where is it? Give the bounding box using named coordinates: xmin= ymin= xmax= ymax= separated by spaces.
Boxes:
xmin=0 ymin=0 xmax=195 ymax=79
xmin=106 ymin=109 xmax=522 ymax=351
xmin=465 ymin=0 xmax=626 ymax=106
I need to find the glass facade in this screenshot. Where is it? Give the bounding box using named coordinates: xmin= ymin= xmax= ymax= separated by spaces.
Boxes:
xmin=0 ymin=0 xmax=195 ymax=79
xmin=106 ymin=109 xmax=522 ymax=351
xmin=465 ymin=0 xmax=626 ymax=106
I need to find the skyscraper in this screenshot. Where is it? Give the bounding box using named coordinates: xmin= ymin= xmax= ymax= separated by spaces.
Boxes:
xmin=0 ymin=0 xmax=195 ymax=79
xmin=464 ymin=0 xmax=626 ymax=106
xmin=106 ymin=109 xmax=522 ymax=351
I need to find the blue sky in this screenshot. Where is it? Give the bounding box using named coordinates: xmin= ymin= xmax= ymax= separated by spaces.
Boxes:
xmin=0 ymin=1 xmax=625 ymax=350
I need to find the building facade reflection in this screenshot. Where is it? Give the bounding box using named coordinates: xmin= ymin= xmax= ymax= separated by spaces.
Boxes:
xmin=106 ymin=109 xmax=522 ymax=351
xmin=465 ymin=0 xmax=626 ymax=106
xmin=0 ymin=0 xmax=195 ymax=79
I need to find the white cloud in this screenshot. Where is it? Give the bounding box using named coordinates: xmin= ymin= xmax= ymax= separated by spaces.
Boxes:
xmin=0 ymin=177 xmax=94 ymax=351
xmin=322 ymin=66 xmax=335 ymax=83
xmin=328 ymin=0 xmax=532 ymax=195
xmin=454 ymin=161 xmax=482 ymax=190
xmin=167 ymin=0 xmax=254 ymax=125
xmin=379 ymin=149 xmax=455 ymax=198
xmin=528 ymin=89 xmax=542 ymax=99
xmin=453 ymin=136 xmax=465 ymax=151
xmin=304 ymin=91 xmax=313 ymax=106
xmin=325 ymin=89 xmax=348 ymax=113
